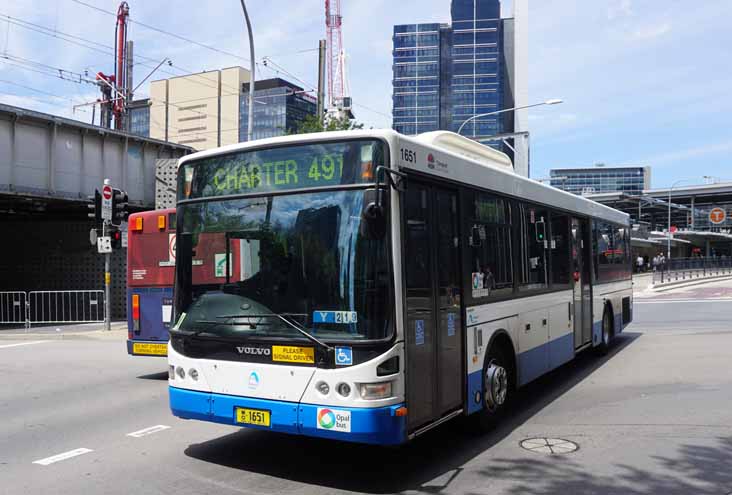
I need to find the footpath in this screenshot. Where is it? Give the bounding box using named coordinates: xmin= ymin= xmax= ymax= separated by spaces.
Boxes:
xmin=0 ymin=321 xmax=128 ymax=340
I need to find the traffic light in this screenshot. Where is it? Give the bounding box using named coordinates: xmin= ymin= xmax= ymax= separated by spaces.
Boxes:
xmin=109 ymin=225 xmax=122 ymax=250
xmin=536 ymin=218 xmax=546 ymax=243
xmin=111 ymin=188 xmax=129 ymax=226
xmin=87 ymin=189 xmax=101 ymax=225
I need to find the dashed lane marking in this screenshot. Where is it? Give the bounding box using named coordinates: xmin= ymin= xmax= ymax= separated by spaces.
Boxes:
xmin=0 ymin=340 xmax=50 ymax=349
xmin=126 ymin=425 xmax=171 ymax=438
xmin=33 ymin=448 xmax=93 ymax=466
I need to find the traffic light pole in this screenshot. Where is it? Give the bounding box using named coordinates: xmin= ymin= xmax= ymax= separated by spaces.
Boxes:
xmin=104 ymin=220 xmax=111 ymax=331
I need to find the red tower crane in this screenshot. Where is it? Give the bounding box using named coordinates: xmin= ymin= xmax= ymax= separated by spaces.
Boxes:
xmin=95 ymin=1 xmax=130 ymax=130
xmin=325 ymin=0 xmax=351 ymax=117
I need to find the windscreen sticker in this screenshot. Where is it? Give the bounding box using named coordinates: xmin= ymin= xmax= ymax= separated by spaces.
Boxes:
xmin=313 ymin=311 xmax=358 ymax=324
xmin=447 ymin=313 xmax=456 ymax=337
xmin=335 ymin=347 xmax=353 ymax=366
xmin=415 ymin=320 xmax=425 ymax=345
xmin=162 ymin=297 xmax=173 ymax=325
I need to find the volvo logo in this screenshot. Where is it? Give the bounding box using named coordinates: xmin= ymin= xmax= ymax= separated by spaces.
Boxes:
xmin=236 ymin=346 xmax=271 ymax=356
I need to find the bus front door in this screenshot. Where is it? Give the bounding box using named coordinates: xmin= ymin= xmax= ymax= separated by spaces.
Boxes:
xmin=403 ymin=181 xmax=463 ymax=431
xmin=571 ymin=218 xmax=593 ymax=347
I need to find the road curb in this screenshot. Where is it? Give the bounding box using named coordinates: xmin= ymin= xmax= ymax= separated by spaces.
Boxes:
xmin=0 ymin=330 xmax=127 ymax=341
xmin=650 ymin=274 xmax=732 ymax=292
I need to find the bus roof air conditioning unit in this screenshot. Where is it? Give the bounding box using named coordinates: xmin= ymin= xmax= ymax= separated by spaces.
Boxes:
xmin=415 ymin=131 xmax=514 ymax=172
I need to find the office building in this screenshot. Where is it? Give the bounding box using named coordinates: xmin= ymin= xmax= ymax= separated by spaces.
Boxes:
xmin=149 ymin=67 xmax=248 ymax=149
xmin=143 ymin=69 xmax=316 ymax=150
xmin=549 ymin=165 xmax=651 ymax=195
xmin=128 ymin=98 xmax=150 ymax=137
xmin=239 ymin=78 xmax=317 ymax=142
xmin=391 ymin=0 xmax=527 ymax=165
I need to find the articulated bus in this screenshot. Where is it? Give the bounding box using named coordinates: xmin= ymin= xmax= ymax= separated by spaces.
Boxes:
xmin=126 ymin=208 xmax=177 ymax=356
xmin=168 ymin=130 xmax=633 ymax=445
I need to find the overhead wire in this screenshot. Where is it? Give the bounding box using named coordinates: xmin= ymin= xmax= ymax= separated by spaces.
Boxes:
xmin=68 ymin=0 xmax=252 ymax=65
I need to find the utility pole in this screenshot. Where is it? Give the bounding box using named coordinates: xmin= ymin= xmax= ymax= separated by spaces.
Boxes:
xmin=317 ymin=39 xmax=326 ymax=124
xmin=102 ymin=179 xmax=112 ymax=331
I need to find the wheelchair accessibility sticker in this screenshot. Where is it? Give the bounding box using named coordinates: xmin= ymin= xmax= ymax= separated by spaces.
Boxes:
xmin=335 ymin=346 xmax=353 ymax=366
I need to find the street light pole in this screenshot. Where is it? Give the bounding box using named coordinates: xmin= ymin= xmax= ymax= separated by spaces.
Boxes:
xmin=456 ymin=99 xmax=562 ymax=136
xmin=239 ymin=0 xmax=255 ymax=142
xmin=667 ymin=179 xmax=695 ymax=260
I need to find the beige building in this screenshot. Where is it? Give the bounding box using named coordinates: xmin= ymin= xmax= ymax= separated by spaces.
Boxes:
xmin=150 ymin=67 xmax=250 ymax=150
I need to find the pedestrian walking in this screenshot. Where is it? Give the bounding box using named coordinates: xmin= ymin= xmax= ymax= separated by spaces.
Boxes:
xmin=636 ymin=255 xmax=644 ymax=273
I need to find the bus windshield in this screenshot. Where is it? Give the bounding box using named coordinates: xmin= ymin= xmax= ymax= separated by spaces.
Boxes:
xmin=174 ymin=142 xmax=391 ymax=342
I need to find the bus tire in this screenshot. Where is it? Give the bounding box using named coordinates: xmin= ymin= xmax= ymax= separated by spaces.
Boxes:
xmin=595 ymin=307 xmax=613 ymax=356
xmin=475 ymin=346 xmax=513 ymax=432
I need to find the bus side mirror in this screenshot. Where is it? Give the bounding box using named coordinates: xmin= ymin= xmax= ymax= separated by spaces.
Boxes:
xmin=361 ymin=188 xmax=387 ymax=240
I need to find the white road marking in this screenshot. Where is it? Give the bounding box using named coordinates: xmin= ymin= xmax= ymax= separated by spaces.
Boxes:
xmin=0 ymin=340 xmax=49 ymax=349
xmin=32 ymin=448 xmax=93 ymax=466
xmin=635 ymin=298 xmax=732 ymax=304
xmin=126 ymin=425 xmax=171 ymax=438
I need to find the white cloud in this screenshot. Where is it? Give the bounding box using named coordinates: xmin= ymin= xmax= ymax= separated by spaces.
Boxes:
xmin=632 ymin=21 xmax=672 ymax=41
xmin=607 ymin=0 xmax=634 ymax=20
xmin=641 ymin=141 xmax=732 ymax=167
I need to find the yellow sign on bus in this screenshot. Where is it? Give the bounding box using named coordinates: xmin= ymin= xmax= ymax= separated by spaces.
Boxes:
xmin=272 ymin=345 xmax=315 ymax=364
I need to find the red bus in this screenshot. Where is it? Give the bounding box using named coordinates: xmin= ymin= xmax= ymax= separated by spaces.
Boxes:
xmin=126 ymin=208 xmax=247 ymax=356
xmin=127 ymin=208 xmax=177 ymax=356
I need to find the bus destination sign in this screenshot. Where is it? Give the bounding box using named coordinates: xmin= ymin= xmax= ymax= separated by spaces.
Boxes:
xmin=180 ymin=140 xmax=384 ymax=199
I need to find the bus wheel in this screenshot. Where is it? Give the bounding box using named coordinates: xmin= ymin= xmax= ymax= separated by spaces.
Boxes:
xmin=595 ymin=308 xmax=613 ymax=356
xmin=476 ymin=347 xmax=512 ymax=431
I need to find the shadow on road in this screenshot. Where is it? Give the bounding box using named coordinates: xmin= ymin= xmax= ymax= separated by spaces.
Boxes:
xmin=137 ymin=371 xmax=169 ymax=380
xmin=185 ymin=334 xmax=642 ymax=494
xmin=472 ymin=436 xmax=732 ymax=495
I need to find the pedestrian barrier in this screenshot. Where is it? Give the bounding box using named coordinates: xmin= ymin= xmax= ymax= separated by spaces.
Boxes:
xmin=0 ymin=290 xmax=104 ymax=329
xmin=0 ymin=292 xmax=27 ymax=325
xmin=652 ymin=257 xmax=732 ymax=285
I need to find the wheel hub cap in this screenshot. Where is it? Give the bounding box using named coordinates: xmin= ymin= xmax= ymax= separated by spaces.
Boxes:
xmin=485 ymin=363 xmax=508 ymax=411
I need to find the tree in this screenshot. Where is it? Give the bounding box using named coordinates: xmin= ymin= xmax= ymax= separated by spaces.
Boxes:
xmin=293 ymin=114 xmax=364 ymax=135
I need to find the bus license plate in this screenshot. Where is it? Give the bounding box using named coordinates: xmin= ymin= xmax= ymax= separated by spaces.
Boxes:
xmin=235 ymin=407 xmax=271 ymax=427
xmin=132 ymin=343 xmax=168 ymax=356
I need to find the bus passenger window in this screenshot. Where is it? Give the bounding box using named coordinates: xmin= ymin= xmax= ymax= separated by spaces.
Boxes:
xmin=519 ymin=204 xmax=549 ymax=291
xmin=468 ymin=193 xmax=513 ymax=300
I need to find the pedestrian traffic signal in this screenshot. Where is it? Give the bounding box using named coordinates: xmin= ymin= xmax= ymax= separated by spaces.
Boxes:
xmin=111 ymin=188 xmax=129 ymax=226
xmin=87 ymin=189 xmax=101 ymax=225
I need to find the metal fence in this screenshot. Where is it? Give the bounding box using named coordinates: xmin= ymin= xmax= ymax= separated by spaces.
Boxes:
xmin=0 ymin=290 xmax=104 ymax=328
xmin=652 ymin=257 xmax=732 ymax=284
xmin=0 ymin=292 xmax=27 ymax=325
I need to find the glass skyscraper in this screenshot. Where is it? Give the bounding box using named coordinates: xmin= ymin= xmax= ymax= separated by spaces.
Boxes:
xmin=240 ymin=78 xmax=317 ymax=142
xmin=392 ymin=0 xmax=509 ymax=147
xmin=549 ymin=166 xmax=652 ymax=195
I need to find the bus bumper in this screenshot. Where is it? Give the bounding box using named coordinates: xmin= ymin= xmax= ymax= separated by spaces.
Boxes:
xmin=169 ymin=386 xmax=407 ymax=445
xmin=127 ymin=339 xmax=168 ymax=356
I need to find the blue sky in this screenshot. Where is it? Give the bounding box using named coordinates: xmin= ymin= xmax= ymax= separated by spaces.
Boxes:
xmin=1 ymin=0 xmax=730 ymax=188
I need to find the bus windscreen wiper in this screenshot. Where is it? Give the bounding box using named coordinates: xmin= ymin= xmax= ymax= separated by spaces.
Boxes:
xmin=216 ymin=313 xmax=334 ymax=351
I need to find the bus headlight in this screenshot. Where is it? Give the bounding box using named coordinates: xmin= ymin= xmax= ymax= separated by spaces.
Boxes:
xmin=336 ymin=383 xmax=351 ymax=397
xmin=169 ymin=365 xmax=175 ymax=380
xmin=359 ymin=381 xmax=392 ymax=400
xmin=315 ymin=381 xmax=330 ymax=395
xmin=189 ymin=368 xmax=199 ymax=381
xmin=176 ymin=366 xmax=186 ymax=379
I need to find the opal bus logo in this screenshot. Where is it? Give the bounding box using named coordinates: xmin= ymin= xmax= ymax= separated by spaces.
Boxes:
xmin=317 ymin=409 xmax=336 ymax=429
xmin=316 ymin=407 xmax=352 ymax=432
xmin=248 ymin=371 xmax=260 ymax=389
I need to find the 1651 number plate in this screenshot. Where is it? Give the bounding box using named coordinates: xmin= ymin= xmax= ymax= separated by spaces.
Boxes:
xmin=235 ymin=407 xmax=271 ymax=427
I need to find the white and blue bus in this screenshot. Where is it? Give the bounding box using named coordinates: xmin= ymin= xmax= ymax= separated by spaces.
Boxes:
xmin=168 ymin=130 xmax=632 ymax=445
